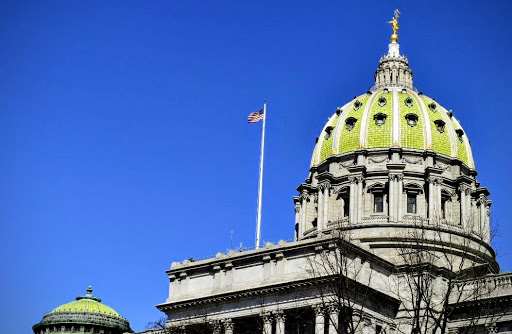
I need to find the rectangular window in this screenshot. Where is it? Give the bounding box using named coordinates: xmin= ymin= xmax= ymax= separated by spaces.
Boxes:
xmin=407 ymin=194 xmax=417 ymax=214
xmin=343 ymin=197 xmax=350 ymax=217
xmin=441 ymin=198 xmax=447 ymax=219
xmin=374 ymin=193 xmax=384 ymax=213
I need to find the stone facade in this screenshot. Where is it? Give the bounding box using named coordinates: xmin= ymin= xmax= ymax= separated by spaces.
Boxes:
xmin=152 ymin=31 xmax=510 ymax=334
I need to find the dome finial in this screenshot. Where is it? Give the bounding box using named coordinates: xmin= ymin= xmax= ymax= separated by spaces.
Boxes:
xmin=388 ymin=9 xmax=401 ymax=42
xmin=86 ymin=286 xmax=93 ymax=295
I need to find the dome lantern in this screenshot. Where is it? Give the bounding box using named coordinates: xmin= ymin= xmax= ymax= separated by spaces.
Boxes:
xmin=374 ymin=9 xmax=414 ymax=90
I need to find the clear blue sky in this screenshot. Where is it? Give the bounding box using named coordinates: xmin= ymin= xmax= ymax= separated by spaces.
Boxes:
xmin=1 ymin=1 xmax=511 ymax=333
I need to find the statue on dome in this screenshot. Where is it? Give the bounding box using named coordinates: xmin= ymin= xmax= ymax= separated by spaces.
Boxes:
xmin=388 ymin=9 xmax=401 ymax=42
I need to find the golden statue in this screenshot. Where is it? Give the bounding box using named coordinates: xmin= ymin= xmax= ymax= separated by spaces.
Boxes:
xmin=388 ymin=9 xmax=401 ymax=42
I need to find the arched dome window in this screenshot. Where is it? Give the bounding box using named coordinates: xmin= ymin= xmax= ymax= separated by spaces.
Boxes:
xmin=405 ymin=113 xmax=419 ymax=127
xmin=345 ymin=117 xmax=357 ymax=131
xmin=429 ymin=102 xmax=437 ymax=112
xmin=434 ymin=119 xmax=446 ymax=133
xmin=378 ymin=96 xmax=387 ymax=106
xmin=353 ymin=100 xmax=363 ymax=110
xmin=405 ymin=96 xmax=414 ymax=107
xmin=374 ymin=113 xmax=387 ymax=126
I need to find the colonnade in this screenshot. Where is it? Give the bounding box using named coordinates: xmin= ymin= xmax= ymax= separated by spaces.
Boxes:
xmin=294 ymin=172 xmax=486 ymax=240
xmin=179 ymin=304 xmax=382 ymax=334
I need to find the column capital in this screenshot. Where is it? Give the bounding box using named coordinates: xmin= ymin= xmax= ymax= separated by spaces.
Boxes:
xmin=275 ymin=310 xmax=286 ymax=322
xmin=261 ymin=311 xmax=273 ymax=324
xmin=328 ymin=303 xmax=340 ymax=314
xmin=313 ymin=304 xmax=325 ymax=316
xmin=222 ymin=319 xmax=234 ymax=331
xmin=426 ymin=176 xmax=442 ymax=185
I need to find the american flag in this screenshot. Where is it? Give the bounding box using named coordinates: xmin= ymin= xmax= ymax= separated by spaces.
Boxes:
xmin=248 ymin=109 xmax=264 ymax=123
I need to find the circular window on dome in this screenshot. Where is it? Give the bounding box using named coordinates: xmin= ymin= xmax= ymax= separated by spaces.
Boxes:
xmin=429 ymin=102 xmax=437 ymax=112
xmin=378 ymin=96 xmax=387 ymax=107
xmin=373 ymin=113 xmax=387 ymax=126
xmin=434 ymin=119 xmax=445 ymax=133
xmin=405 ymin=113 xmax=419 ymax=127
xmin=353 ymin=100 xmax=362 ymax=110
xmin=404 ymin=96 xmax=414 ymax=108
xmin=345 ymin=117 xmax=357 ymax=131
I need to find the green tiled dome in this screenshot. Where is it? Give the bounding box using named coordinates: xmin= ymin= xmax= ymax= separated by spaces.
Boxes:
xmin=33 ymin=287 xmax=132 ymax=334
xmin=50 ymin=295 xmax=121 ymax=318
xmin=311 ymin=88 xmax=474 ymax=168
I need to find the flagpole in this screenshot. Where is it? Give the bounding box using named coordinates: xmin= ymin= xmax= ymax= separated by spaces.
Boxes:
xmin=255 ymin=100 xmax=267 ymax=249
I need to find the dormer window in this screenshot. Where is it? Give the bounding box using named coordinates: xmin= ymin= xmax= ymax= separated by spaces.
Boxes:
xmin=373 ymin=113 xmax=387 ymax=126
xmin=384 ymin=88 xmax=389 ymax=94
xmin=324 ymin=125 xmax=334 ymax=139
xmin=405 ymin=113 xmax=419 ymax=127
xmin=428 ymin=102 xmax=437 ymax=112
xmin=336 ymin=108 xmax=342 ymax=115
xmin=455 ymin=129 xmax=464 ymax=143
xmin=401 ymin=89 xmax=407 ymax=94
xmin=378 ymin=96 xmax=387 ymax=107
xmin=434 ymin=119 xmax=446 ymax=133
xmin=353 ymin=100 xmax=362 ymax=110
xmin=345 ymin=117 xmax=357 ymax=131
xmin=405 ymin=96 xmax=414 ymax=107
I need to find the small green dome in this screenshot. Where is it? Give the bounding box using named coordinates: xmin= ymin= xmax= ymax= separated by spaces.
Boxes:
xmin=33 ymin=287 xmax=132 ymax=334
xmin=311 ymin=88 xmax=474 ymax=168
xmin=50 ymin=292 xmax=121 ymax=318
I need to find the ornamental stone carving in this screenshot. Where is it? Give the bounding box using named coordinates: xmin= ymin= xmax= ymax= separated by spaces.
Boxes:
xmin=404 ymin=156 xmax=423 ymax=165
xmin=369 ymin=155 xmax=388 ymax=164
xmin=340 ymin=160 xmax=356 ymax=169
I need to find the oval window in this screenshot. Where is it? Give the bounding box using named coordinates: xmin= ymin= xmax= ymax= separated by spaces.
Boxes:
xmin=373 ymin=113 xmax=387 ymax=126
xmin=378 ymin=96 xmax=387 ymax=107
xmin=345 ymin=117 xmax=357 ymax=131
xmin=433 ymin=119 xmax=445 ymax=133
xmin=405 ymin=113 xmax=419 ymax=127
xmin=455 ymin=129 xmax=464 ymax=143
xmin=429 ymin=102 xmax=437 ymax=112
xmin=405 ymin=97 xmax=414 ymax=107
xmin=353 ymin=100 xmax=362 ymax=110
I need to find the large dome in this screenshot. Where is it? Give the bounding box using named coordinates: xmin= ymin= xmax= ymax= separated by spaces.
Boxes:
xmin=33 ymin=287 xmax=132 ymax=334
xmin=310 ymin=89 xmax=474 ymax=168
xmin=293 ymin=30 xmax=495 ymax=272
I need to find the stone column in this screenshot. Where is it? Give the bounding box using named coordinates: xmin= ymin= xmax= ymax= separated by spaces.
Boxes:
xmin=301 ymin=193 xmax=308 ymax=232
xmin=397 ymin=174 xmax=403 ymax=222
xmin=388 ymin=174 xmax=395 ymax=222
xmin=294 ymin=204 xmax=301 ymax=240
xmin=459 ymin=185 xmax=468 ymax=227
xmin=349 ymin=177 xmax=357 ymax=224
xmin=314 ymin=305 xmax=325 ymax=334
xmin=223 ymin=319 xmax=234 ymax=334
xmin=357 ymin=177 xmax=364 ymax=224
xmin=317 ymin=187 xmax=324 ymax=233
xmin=328 ymin=305 xmax=339 ymax=334
xmin=478 ymin=195 xmax=486 ymax=235
xmin=323 ymin=185 xmax=330 ymax=228
xmin=262 ymin=312 xmax=273 ymax=334
xmin=428 ymin=177 xmax=442 ymax=222
xmin=428 ymin=178 xmax=434 ymax=220
xmin=276 ymin=311 xmax=286 ymax=334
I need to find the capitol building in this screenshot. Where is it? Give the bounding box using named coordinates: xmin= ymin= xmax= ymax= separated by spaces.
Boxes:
xmin=34 ymin=12 xmax=512 ymax=334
